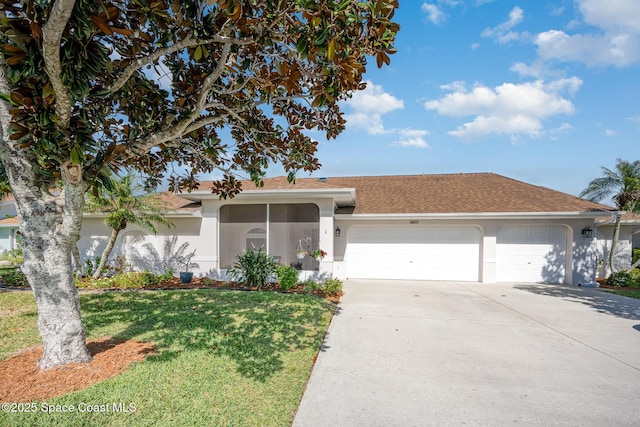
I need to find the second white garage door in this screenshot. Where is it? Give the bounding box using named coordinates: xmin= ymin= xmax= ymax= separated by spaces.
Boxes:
xmin=345 ymin=225 xmax=481 ymax=281
xmin=496 ymin=225 xmax=568 ymax=284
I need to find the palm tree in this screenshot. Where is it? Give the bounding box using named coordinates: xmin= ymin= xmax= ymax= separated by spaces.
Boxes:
xmin=85 ymin=175 xmax=174 ymax=279
xmin=580 ymin=159 xmax=640 ymax=274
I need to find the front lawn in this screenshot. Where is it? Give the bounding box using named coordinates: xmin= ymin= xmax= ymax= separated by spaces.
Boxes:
xmin=0 ymin=289 xmax=335 ymax=426
xmin=601 ymin=288 xmax=640 ymax=300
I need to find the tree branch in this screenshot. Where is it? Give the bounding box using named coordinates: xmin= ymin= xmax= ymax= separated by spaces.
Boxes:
xmin=109 ymin=34 xmax=253 ymax=94
xmin=194 ymin=42 xmax=232 ymax=112
xmin=0 ymin=56 xmax=12 ymax=158
xmin=41 ymin=0 xmax=76 ymax=132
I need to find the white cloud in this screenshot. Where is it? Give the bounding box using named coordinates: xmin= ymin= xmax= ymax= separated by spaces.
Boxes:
xmin=535 ymin=30 xmax=640 ymax=67
xmin=549 ymin=6 xmax=565 ymax=16
xmin=424 ymin=78 xmax=582 ymax=140
xmin=343 ymin=81 xmax=403 ymax=135
xmin=578 ymin=0 xmax=640 ymax=32
xmin=344 ymin=112 xmax=386 ymax=135
xmin=392 ymin=129 xmax=430 ymax=148
xmin=605 ymin=129 xmax=617 ymax=136
xmin=421 ymin=3 xmax=445 ymax=25
xmin=471 ymin=42 xmax=480 ymax=50
xmin=345 ymin=80 xmax=403 ymax=115
xmin=510 ymin=61 xmax=547 ymax=78
xmin=547 ymin=123 xmax=573 ymax=140
xmin=481 ymin=6 xmax=525 ymax=44
xmin=527 ymin=0 xmax=640 ymax=68
xmin=392 ymin=138 xmax=430 ymax=148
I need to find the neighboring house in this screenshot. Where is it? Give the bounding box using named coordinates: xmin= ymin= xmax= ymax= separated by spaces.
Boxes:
xmin=0 ymin=195 xmax=19 ymax=253
xmin=595 ymin=212 xmax=640 ymax=277
xmin=77 ymin=172 xmax=618 ymax=285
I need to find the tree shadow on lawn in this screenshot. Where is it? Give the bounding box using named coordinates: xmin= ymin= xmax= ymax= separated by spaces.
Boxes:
xmin=514 ymin=284 xmax=640 ymax=321
xmin=79 ymin=289 xmax=334 ymax=382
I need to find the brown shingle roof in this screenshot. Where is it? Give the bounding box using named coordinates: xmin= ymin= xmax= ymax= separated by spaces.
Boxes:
xmin=216 ymin=173 xmax=614 ymax=214
xmin=0 ymin=217 xmax=19 ymax=225
xmin=153 ymin=192 xmax=200 ymax=213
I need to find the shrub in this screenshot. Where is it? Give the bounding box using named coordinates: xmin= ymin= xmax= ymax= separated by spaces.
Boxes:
xmin=301 ymin=279 xmax=321 ymax=293
xmin=75 ymin=271 xmax=164 ymax=289
xmin=276 ymin=265 xmax=299 ymax=291
xmin=0 ymin=248 xmax=24 ymax=265
xmin=607 ymin=271 xmax=633 ymax=288
xmin=0 ymin=269 xmax=29 ymax=287
xmin=633 ymin=248 xmax=640 ymax=267
xmin=628 ymin=269 xmax=640 ymax=288
xmin=321 ymin=278 xmax=343 ymax=296
xmin=300 ymin=277 xmax=343 ymax=296
xmin=228 ymin=249 xmax=277 ymax=289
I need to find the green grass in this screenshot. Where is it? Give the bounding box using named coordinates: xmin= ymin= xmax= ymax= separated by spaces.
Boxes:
xmin=603 ymin=288 xmax=640 ymax=300
xmin=0 ymin=289 xmax=335 ymax=426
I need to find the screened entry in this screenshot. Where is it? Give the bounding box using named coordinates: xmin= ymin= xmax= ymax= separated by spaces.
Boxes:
xmin=219 ymin=204 xmax=320 ymax=270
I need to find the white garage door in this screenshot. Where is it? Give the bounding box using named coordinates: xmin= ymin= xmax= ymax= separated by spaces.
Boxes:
xmin=345 ymin=225 xmax=481 ymax=281
xmin=496 ymin=225 xmax=567 ymax=284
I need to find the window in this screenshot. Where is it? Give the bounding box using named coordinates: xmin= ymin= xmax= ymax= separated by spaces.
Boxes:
xmin=219 ymin=204 xmax=319 ymax=270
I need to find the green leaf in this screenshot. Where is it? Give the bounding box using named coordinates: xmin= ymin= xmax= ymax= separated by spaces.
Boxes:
xmin=296 ymin=35 xmax=308 ymax=54
xmin=70 ymin=147 xmax=81 ymax=164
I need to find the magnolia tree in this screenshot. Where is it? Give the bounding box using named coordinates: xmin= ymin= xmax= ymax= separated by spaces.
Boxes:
xmin=0 ymin=0 xmax=399 ymax=368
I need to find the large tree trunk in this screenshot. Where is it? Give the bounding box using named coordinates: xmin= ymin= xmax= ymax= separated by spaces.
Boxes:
xmin=92 ymin=227 xmax=122 ymax=279
xmin=0 ymin=143 xmax=91 ymax=369
xmin=23 ymin=220 xmax=92 ymax=369
xmin=609 ymin=213 xmax=622 ymax=275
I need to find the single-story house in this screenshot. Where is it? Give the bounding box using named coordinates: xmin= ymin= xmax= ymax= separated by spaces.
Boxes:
xmin=74 ymin=172 xmax=624 ymax=285
xmin=2 ymin=173 xmax=636 ymax=284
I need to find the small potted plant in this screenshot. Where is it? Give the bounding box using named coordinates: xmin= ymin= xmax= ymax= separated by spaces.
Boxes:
xmin=172 ymin=242 xmax=198 ymax=283
xmin=311 ymin=249 xmax=327 ymax=261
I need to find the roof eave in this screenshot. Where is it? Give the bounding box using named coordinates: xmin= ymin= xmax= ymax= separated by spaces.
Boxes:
xmin=179 ymin=188 xmax=357 ymax=206
xmin=83 ymin=208 xmax=202 ymax=219
xmin=335 ymin=211 xmax=614 ymax=220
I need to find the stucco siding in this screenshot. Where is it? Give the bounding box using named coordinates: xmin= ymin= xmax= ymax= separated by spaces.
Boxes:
xmin=0 ymin=228 xmax=11 ymax=252
xmin=595 ymin=224 xmax=633 ymax=276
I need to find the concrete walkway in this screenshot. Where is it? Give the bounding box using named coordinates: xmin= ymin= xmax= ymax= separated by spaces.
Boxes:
xmin=294 ymin=280 xmax=640 ymax=426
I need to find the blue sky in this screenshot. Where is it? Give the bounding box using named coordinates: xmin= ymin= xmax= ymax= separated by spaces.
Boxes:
xmin=267 ymin=0 xmax=640 ymax=199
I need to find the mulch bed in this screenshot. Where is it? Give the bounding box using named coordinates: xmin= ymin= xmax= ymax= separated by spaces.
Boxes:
xmin=0 ymin=337 xmax=154 ymax=403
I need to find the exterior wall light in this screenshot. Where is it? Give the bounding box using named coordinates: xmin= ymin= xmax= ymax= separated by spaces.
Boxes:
xmin=335 ymin=227 xmax=341 ymax=237
xmin=581 ymin=227 xmax=593 ymax=238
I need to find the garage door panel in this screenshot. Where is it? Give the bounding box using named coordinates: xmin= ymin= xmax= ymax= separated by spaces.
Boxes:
xmin=496 ymin=225 xmax=567 ymax=284
xmin=346 ymin=226 xmax=481 ymax=281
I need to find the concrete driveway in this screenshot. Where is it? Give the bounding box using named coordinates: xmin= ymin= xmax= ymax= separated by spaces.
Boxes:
xmin=294 ymin=280 xmax=640 ymax=426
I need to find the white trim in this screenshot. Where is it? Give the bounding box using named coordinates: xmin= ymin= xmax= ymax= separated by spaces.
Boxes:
xmin=181 ymin=188 xmax=356 ymax=205
xmin=336 ymin=211 xmax=612 ymax=221
xmin=82 ymin=209 xmax=202 ymax=219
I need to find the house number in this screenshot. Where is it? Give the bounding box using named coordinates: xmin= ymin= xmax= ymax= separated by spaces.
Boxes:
xmin=409 ymin=220 xmax=419 ymax=224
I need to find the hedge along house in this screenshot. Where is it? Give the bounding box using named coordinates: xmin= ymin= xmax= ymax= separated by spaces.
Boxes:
xmin=124 ymin=172 xmax=613 ymax=286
